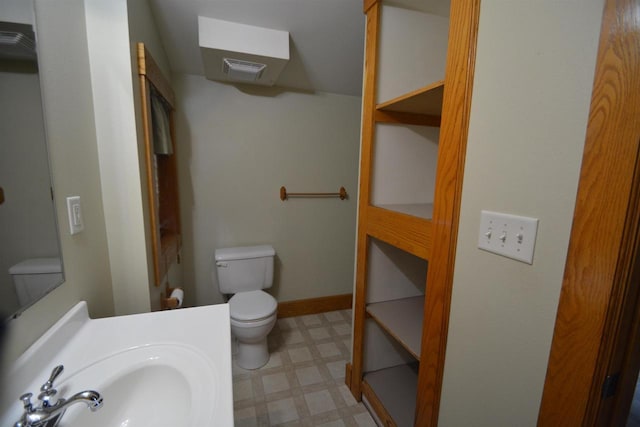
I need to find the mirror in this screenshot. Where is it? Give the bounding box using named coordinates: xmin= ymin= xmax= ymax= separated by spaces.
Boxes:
xmin=0 ymin=11 xmax=64 ymax=319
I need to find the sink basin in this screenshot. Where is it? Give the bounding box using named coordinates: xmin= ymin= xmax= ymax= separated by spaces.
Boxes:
xmin=1 ymin=302 xmax=233 ymax=427
xmin=58 ymin=344 xmax=217 ymax=427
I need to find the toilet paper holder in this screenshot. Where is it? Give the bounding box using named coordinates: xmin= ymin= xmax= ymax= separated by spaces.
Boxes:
xmin=161 ymin=286 xmax=184 ymax=310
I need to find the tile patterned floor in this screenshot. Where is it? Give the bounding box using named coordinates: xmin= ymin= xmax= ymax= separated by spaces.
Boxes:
xmin=231 ymin=310 xmax=377 ymax=427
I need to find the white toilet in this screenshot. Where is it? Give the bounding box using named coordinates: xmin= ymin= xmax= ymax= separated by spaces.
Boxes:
xmin=214 ymin=245 xmax=277 ymax=369
xmin=9 ymin=257 xmax=63 ymax=307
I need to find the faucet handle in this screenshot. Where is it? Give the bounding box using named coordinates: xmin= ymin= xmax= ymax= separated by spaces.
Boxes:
xmin=19 ymin=393 xmax=33 ymax=413
xmin=40 ymin=365 xmax=64 ymax=391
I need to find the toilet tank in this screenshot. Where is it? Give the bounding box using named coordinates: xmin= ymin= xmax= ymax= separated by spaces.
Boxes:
xmin=9 ymin=257 xmax=63 ymax=306
xmin=214 ymin=245 xmax=275 ymax=294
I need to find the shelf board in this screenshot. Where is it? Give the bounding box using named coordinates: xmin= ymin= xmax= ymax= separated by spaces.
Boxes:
xmin=366 ymin=205 xmax=432 ymax=260
xmin=363 ymin=364 xmax=419 ymax=427
xmin=376 ymin=80 xmax=444 ymax=116
xmin=366 ymin=296 xmax=424 ymax=359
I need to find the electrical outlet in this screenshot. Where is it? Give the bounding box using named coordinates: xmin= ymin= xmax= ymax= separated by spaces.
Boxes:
xmin=478 ymin=210 xmax=538 ymax=264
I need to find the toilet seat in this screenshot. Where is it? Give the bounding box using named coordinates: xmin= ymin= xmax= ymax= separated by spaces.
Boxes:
xmin=229 ymin=290 xmax=277 ymax=322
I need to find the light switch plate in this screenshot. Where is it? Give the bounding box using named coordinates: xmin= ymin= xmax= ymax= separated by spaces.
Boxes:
xmin=66 ymin=196 xmax=84 ymax=235
xmin=478 ymin=210 xmax=538 ymax=264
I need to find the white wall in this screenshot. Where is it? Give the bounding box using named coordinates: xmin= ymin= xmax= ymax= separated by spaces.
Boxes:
xmin=438 ymin=1 xmax=605 ymax=425
xmin=174 ymin=74 xmax=360 ymax=306
xmin=4 ymin=0 xmax=116 ymax=364
xmin=84 ymin=0 xmax=152 ymax=315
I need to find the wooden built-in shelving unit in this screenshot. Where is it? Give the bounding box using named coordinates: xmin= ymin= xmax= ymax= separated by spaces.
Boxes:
xmin=363 ymin=364 xmax=419 ymax=427
xmin=137 ymin=43 xmax=182 ymax=287
xmin=377 ymin=80 xmax=444 ymax=115
xmin=348 ymin=0 xmax=480 ymax=425
xmin=367 ymin=296 xmax=424 ymax=358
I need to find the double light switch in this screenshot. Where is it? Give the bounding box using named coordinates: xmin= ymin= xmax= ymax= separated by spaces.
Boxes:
xmin=478 ymin=210 xmax=538 ymax=264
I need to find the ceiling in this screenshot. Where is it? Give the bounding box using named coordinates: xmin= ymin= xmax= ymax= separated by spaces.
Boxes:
xmin=147 ymin=0 xmax=366 ymax=97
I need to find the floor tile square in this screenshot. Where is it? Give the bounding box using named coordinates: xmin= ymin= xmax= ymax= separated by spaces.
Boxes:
xmin=233 ymin=378 xmax=254 ymax=401
xmin=282 ymin=329 xmax=305 ymax=345
xmin=332 ymin=322 xmax=351 ymax=336
xmin=318 ymin=420 xmax=346 ymax=427
xmin=296 ymin=365 xmax=324 ymax=386
xmin=308 ymin=327 xmax=331 ymax=341
xmin=304 ymin=389 xmax=337 ymax=416
xmin=323 ymin=311 xmax=344 ymax=323
xmin=354 ymin=411 xmax=377 ymax=427
xmin=317 ymin=342 xmax=341 ymax=358
xmin=234 ymin=406 xmax=258 ymax=427
xmin=301 ymin=314 xmax=323 ymax=326
xmin=288 ymin=346 xmax=312 ymax=363
xmin=267 ymin=398 xmax=299 ymax=424
xmin=277 ymin=317 xmax=298 ymax=331
xmin=263 ymin=352 xmax=283 ymax=369
xmin=339 ymin=384 xmax=358 ymax=406
xmin=262 ymin=372 xmax=290 ymax=394
xmin=325 ymin=360 xmax=346 ymax=379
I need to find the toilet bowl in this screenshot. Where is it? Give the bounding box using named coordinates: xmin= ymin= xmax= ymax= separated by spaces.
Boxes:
xmin=214 ymin=245 xmax=277 ymax=369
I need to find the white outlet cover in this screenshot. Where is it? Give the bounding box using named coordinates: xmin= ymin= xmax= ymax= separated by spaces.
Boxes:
xmin=478 ymin=210 xmax=538 ymax=264
xmin=66 ymin=196 xmax=84 ymax=235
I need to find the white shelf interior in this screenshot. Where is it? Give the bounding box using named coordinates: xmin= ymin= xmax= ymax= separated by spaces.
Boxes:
xmin=371 ymin=124 xmax=439 ymax=207
xmin=375 ymin=202 xmax=434 ymax=220
xmin=364 ymin=363 xmax=419 ymax=427
xmin=366 ymin=296 xmax=424 ymax=358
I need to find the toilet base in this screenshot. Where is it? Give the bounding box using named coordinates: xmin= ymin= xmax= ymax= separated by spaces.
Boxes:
xmin=236 ymin=338 xmax=269 ymax=369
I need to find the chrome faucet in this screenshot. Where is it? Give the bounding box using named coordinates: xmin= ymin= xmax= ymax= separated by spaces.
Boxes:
xmin=14 ymin=365 xmax=103 ymax=427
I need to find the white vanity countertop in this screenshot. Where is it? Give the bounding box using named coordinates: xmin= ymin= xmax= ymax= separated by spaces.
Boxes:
xmin=1 ymin=302 xmax=233 ymax=426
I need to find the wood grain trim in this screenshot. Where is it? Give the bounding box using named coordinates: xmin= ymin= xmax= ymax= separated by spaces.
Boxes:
xmin=376 ymin=80 xmax=444 ymax=115
xmin=350 ymin=1 xmax=380 ymax=401
xmin=277 ymin=294 xmax=352 ymax=318
xmin=374 ymin=110 xmax=441 ymax=127
xmin=538 ymin=0 xmax=640 ymax=424
xmin=362 ymin=380 xmax=397 ymax=427
xmin=137 ymin=42 xmax=175 ymax=108
xmin=362 ymin=0 xmax=379 ymax=14
xmin=345 ymin=363 xmax=353 ymax=389
xmin=414 ymin=0 xmax=481 ymax=425
xmin=138 ymin=75 xmax=162 ymax=286
xmin=366 ymin=205 xmax=432 ymax=260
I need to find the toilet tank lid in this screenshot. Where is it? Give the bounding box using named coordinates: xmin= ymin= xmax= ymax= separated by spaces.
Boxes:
xmin=215 ymin=245 xmax=275 ymax=261
xmin=9 ymin=257 xmax=62 ymax=275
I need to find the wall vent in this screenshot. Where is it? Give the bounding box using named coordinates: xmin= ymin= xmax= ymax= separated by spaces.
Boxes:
xmin=222 ymin=58 xmax=267 ymax=82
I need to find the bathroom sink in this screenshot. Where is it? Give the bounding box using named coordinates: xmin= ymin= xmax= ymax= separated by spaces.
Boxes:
xmin=58 ymin=344 xmax=217 ymax=427
xmin=1 ymin=302 xmax=233 ymax=427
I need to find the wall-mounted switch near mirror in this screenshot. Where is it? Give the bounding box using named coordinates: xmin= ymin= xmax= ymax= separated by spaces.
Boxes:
xmin=66 ymin=196 xmax=84 ymax=235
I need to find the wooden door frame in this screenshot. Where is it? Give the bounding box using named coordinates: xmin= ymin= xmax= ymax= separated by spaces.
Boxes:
xmin=538 ymin=0 xmax=640 ymax=424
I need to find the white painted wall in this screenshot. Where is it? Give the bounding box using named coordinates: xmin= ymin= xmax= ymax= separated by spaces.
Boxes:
xmin=4 ymin=0 xmax=115 ymax=364
xmin=84 ymin=0 xmax=152 ymax=315
xmin=438 ymin=0 xmax=605 ymax=425
xmin=174 ymin=74 xmax=360 ymax=306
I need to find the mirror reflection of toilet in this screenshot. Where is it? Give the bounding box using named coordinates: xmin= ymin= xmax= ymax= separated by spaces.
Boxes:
xmin=214 ymin=245 xmax=277 ymax=369
xmin=9 ymin=257 xmax=63 ymax=307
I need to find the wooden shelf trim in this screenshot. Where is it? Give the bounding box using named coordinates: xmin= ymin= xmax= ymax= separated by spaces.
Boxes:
xmin=375 ymin=110 xmax=441 ymax=127
xmin=367 ymin=296 xmax=424 ymax=359
xmin=376 ymin=80 xmax=445 ymax=116
xmin=363 ymin=364 xmax=419 ymax=427
xmin=366 ymin=205 xmax=432 ymax=260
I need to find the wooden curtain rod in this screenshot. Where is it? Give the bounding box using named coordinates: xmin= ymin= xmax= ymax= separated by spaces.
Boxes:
xmin=280 ymin=186 xmax=347 ymax=201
